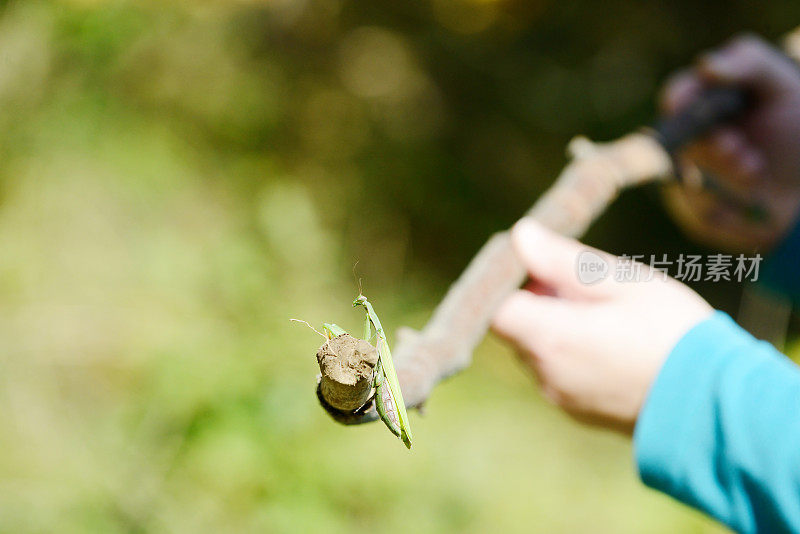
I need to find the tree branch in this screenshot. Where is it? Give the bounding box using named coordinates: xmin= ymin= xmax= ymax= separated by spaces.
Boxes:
xmin=316 ymin=24 xmax=800 ymax=423
xmin=318 ymin=133 xmax=672 ymax=422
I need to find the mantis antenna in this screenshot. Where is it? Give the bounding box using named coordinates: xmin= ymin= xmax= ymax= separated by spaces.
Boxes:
xmin=290 ymin=318 xmax=326 ymax=340
xmin=352 ymin=261 xmax=363 ymax=296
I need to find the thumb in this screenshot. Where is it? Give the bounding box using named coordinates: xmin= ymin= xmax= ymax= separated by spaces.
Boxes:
xmin=699 ymin=34 xmax=800 ymax=97
xmin=511 ymin=218 xmax=613 ymax=299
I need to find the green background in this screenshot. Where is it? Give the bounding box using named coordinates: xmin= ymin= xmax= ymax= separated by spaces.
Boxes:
xmin=1 ymin=1 xmax=798 ymax=532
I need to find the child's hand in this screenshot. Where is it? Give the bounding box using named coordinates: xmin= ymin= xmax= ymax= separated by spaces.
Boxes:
xmin=490 ymin=220 xmax=713 ymax=434
xmin=661 ymin=34 xmax=800 ymax=251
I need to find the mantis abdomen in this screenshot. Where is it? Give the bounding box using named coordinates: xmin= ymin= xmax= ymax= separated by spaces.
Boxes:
xmin=374 ymin=362 xmax=402 ymax=437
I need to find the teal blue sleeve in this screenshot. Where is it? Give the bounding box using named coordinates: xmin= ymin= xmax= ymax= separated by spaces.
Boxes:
xmin=634 ymin=311 xmax=800 ymax=533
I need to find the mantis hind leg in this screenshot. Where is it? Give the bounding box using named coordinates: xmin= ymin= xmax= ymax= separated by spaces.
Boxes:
xmin=322 ymin=323 xmax=348 ymax=339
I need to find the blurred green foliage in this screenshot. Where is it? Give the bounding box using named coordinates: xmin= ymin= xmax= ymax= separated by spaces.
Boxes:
xmin=1 ymin=0 xmax=799 ymax=531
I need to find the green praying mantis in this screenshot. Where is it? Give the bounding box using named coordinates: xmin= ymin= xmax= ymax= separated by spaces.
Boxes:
xmin=311 ymin=293 xmax=413 ymax=449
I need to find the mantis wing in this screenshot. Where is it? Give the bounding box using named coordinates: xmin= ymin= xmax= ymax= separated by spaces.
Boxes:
xmin=374 ymin=360 xmax=402 ymax=439
xmin=360 ymin=299 xmax=412 ymax=449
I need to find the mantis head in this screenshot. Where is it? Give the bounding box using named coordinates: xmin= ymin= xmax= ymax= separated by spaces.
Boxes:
xmin=352 ymin=294 xmax=367 ymax=308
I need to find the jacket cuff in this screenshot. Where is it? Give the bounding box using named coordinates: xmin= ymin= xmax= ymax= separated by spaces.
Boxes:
xmin=632 ymin=311 xmax=754 ymax=494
